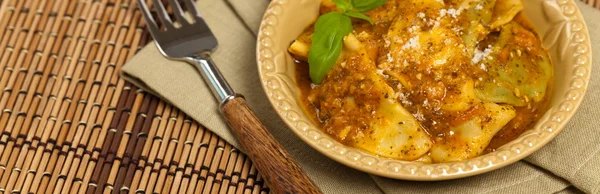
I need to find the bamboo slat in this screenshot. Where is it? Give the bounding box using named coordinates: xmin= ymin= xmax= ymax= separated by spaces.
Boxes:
xmin=0 ymin=0 xmax=267 ymax=193
xmin=0 ymin=0 xmax=597 ymax=193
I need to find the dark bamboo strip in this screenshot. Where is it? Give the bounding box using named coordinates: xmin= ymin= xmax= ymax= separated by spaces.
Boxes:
xmin=110 ymin=90 xmax=151 ymax=192
xmin=113 ymin=19 xmax=152 ymax=194
xmin=100 ymin=88 xmax=144 ymax=194
xmin=69 ymin=1 xmax=123 ymax=193
xmin=85 ymin=83 xmax=132 ymax=194
xmin=113 ymin=89 xmax=150 ymax=182
xmin=84 ymin=0 xmax=139 ymax=192
xmin=118 ymin=97 xmax=159 ymax=194
xmin=136 ymin=102 xmax=172 ymax=193
xmin=94 ymin=83 xmax=137 ymax=194
xmin=133 ymin=101 xmax=170 ymax=193
xmin=127 ymin=101 xmax=165 ymax=194
xmin=90 ymin=5 xmax=145 ymax=191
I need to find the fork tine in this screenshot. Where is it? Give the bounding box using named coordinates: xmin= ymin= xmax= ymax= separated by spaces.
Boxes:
xmin=151 ymin=0 xmax=174 ymax=29
xmin=181 ymin=0 xmax=201 ymax=19
xmin=167 ymin=0 xmax=189 ymax=25
xmin=137 ymin=0 xmax=160 ymax=33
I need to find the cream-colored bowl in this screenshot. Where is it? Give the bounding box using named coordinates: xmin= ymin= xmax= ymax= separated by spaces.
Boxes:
xmin=256 ymin=0 xmax=592 ymax=180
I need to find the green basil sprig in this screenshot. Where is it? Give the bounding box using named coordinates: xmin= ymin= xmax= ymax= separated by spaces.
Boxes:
xmin=350 ymin=0 xmax=387 ymax=13
xmin=308 ymin=0 xmax=387 ymax=84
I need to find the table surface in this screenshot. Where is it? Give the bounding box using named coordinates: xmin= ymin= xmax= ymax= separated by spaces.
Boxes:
xmin=0 ymin=0 xmax=598 ymax=193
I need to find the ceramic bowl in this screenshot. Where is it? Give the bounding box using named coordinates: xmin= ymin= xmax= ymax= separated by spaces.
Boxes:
xmin=256 ymin=0 xmax=592 ymax=180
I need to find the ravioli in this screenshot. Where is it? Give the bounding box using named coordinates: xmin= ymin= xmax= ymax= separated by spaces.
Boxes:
xmin=291 ymin=0 xmax=552 ymax=163
xmin=307 ymin=33 xmax=432 ymax=160
xmin=430 ymin=103 xmax=516 ymax=162
xmin=474 ymin=21 xmax=552 ymax=106
xmin=459 ymin=0 xmax=497 ymax=55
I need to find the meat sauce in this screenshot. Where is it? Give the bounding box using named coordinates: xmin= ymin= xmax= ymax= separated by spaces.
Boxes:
xmin=290 ymin=0 xmax=552 ymax=162
xmin=296 ymin=61 xmax=549 ymax=154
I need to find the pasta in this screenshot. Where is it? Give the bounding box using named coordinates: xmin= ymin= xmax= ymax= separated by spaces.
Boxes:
xmin=290 ymin=0 xmax=552 ymax=163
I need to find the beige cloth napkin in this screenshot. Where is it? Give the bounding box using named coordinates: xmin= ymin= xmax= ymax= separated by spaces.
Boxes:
xmin=121 ymin=0 xmax=600 ymax=193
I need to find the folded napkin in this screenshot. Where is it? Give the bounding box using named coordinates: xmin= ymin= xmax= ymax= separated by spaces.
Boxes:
xmin=121 ymin=0 xmax=600 ymax=193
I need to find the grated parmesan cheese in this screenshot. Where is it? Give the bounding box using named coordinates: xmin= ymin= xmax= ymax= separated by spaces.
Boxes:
xmin=387 ymin=52 xmax=394 ymax=62
xmin=402 ymin=35 xmax=420 ymax=50
xmin=446 ymin=8 xmax=461 ymax=18
xmin=475 ymin=4 xmax=483 ymax=10
xmin=408 ymin=25 xmax=419 ymax=33
xmin=472 ymin=47 xmax=493 ymax=64
xmin=414 ymin=109 xmax=425 ymax=121
xmin=398 ymin=92 xmax=413 ymax=106
xmin=439 ymin=9 xmax=447 ymax=17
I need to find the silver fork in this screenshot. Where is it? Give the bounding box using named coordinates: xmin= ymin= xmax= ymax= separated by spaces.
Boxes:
xmin=136 ymin=0 xmax=322 ymax=193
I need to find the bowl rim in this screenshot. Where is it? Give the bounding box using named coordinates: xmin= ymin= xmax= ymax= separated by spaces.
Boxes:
xmin=256 ymin=0 xmax=593 ymax=180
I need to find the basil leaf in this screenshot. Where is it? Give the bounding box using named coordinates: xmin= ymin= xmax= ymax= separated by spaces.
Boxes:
xmin=305 ymin=0 xmax=384 ymax=84
xmin=351 ymin=0 xmax=387 ymax=12
xmin=332 ymin=0 xmax=353 ymax=13
xmin=344 ymin=12 xmax=374 ymax=24
xmin=308 ymin=12 xmax=353 ymax=84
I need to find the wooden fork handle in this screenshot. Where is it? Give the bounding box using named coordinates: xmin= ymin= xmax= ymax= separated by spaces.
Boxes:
xmin=221 ymin=97 xmax=322 ymax=194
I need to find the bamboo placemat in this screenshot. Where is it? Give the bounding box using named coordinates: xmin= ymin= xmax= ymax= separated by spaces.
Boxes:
xmin=0 ymin=0 xmax=597 ymax=193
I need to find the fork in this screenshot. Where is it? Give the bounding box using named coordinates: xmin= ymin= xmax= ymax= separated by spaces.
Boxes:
xmin=136 ymin=0 xmax=322 ymax=193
